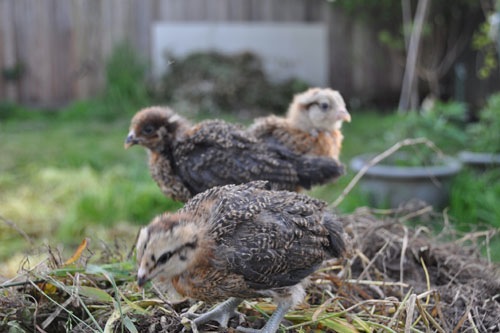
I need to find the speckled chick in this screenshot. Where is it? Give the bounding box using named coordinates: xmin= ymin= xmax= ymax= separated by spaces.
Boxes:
xmin=136 ymin=181 xmax=346 ymax=333
xmin=249 ymin=88 xmax=351 ymax=161
xmin=125 ymin=106 xmax=345 ymax=202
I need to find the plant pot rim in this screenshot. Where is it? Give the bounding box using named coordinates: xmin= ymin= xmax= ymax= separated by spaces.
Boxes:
xmin=457 ymin=150 xmax=500 ymax=165
xmin=350 ymin=153 xmax=462 ymax=179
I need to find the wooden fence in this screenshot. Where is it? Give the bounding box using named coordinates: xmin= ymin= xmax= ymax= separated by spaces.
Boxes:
xmin=0 ymin=0 xmax=409 ymax=108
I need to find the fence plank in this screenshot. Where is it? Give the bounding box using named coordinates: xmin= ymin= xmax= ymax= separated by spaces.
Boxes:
xmin=0 ymin=0 xmax=411 ymax=108
xmin=51 ymin=0 xmax=74 ymax=105
xmin=204 ymin=0 xmax=230 ymax=20
xmin=131 ymin=0 xmax=154 ymax=59
xmin=0 ymin=0 xmax=19 ymax=101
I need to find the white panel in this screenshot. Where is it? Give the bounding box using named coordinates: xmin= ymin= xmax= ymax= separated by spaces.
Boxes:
xmin=152 ymin=22 xmax=328 ymax=86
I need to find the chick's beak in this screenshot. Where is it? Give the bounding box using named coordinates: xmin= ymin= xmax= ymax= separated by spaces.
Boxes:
xmin=137 ymin=267 xmax=148 ymax=287
xmin=124 ymin=131 xmax=138 ymax=149
xmin=337 ymin=109 xmax=351 ymax=123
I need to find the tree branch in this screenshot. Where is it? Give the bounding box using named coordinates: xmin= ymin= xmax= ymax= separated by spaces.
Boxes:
xmin=398 ymin=0 xmax=431 ymax=112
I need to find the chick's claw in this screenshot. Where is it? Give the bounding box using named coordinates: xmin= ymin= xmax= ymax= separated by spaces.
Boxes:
xmin=183 ymin=297 xmax=244 ymax=329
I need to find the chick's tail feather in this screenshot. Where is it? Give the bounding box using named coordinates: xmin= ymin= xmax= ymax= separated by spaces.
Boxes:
xmin=323 ymin=214 xmax=347 ymax=258
xmin=295 ymin=156 xmax=345 ymax=189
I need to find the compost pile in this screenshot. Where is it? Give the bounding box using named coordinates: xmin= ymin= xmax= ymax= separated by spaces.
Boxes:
xmin=1 ymin=204 xmax=499 ymax=332
xmin=335 ymin=204 xmax=500 ymax=332
xmin=159 ymin=51 xmax=309 ymax=117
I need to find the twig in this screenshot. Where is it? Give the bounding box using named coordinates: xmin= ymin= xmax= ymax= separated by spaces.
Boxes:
xmin=35 ymin=325 xmax=49 ymax=333
xmin=467 ymin=310 xmax=480 ymax=333
xmin=400 ymin=226 xmax=409 ymax=297
xmin=0 ymin=279 xmax=45 ymax=289
xmin=420 ymin=257 xmax=431 ymax=306
xmin=0 ymin=215 xmax=32 ymax=244
xmin=404 ymin=294 xmax=416 ymax=333
xmin=43 ymin=274 xmax=103 ymax=332
xmin=345 ymin=279 xmax=409 ymax=288
xmin=416 ymin=296 xmax=446 ymax=333
xmin=42 ymin=296 xmax=74 ymax=329
xmin=452 ymin=302 xmax=473 ymax=333
xmin=484 ymin=230 xmax=492 ymax=264
xmin=332 ymin=137 xmax=439 ymax=208
xmin=356 ymin=243 xmax=390 ymax=282
xmin=456 ymin=229 xmax=499 ymax=245
xmin=433 ymin=292 xmax=451 ymax=332
xmin=28 ymin=279 xmax=97 ymax=331
xmin=398 ymin=205 xmax=433 ymax=223
xmin=388 ymin=291 xmax=412 ymax=329
xmin=415 ymin=297 xmax=430 ymax=329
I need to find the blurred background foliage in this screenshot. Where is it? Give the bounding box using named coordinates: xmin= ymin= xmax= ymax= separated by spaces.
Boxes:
xmin=1 ymin=40 xmax=500 ymax=267
xmin=332 ymin=0 xmax=495 ymax=107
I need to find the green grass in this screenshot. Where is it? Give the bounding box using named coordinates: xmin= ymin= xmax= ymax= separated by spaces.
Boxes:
xmin=1 ymin=104 xmax=499 ymax=266
xmin=0 ymin=107 xmax=395 ymax=264
xmin=0 ymin=107 xmax=182 ymax=264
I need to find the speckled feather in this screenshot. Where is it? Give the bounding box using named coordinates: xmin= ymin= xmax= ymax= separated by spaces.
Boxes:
xmin=137 ymin=181 xmax=346 ymax=303
xmin=126 ymin=107 xmax=345 ymax=202
xmin=174 ymin=120 xmax=300 ymax=192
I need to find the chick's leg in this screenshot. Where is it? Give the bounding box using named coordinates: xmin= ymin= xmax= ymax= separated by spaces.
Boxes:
xmin=190 ymin=297 xmax=243 ymax=328
xmin=236 ymin=301 xmax=291 ymax=333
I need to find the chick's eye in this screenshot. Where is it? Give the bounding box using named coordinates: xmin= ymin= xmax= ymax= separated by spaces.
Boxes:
xmin=157 ymin=251 xmax=172 ymax=265
xmin=320 ymin=102 xmax=329 ymax=111
xmin=142 ymin=125 xmax=155 ymax=135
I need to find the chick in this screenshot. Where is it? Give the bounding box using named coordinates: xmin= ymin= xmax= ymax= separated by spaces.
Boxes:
xmin=136 ymin=181 xmax=346 ymax=333
xmin=249 ymin=88 xmax=351 ymax=161
xmin=125 ymin=106 xmax=345 ymax=202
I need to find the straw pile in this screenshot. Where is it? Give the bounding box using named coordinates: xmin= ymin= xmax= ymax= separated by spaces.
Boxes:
xmin=1 ymin=203 xmax=499 ymax=332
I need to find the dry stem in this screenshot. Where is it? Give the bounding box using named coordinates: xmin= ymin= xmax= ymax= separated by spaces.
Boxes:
xmin=332 ymin=137 xmax=440 ymax=208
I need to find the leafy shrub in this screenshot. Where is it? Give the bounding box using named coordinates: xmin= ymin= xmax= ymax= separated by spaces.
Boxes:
xmin=376 ymin=101 xmax=467 ymax=167
xmin=0 ymin=101 xmax=49 ymax=121
xmin=59 ymin=42 xmax=151 ymax=122
xmin=0 ymin=101 xmax=24 ymax=120
xmin=466 ymin=93 xmax=500 ymax=153
xmin=386 ymin=101 xmax=467 ymax=152
xmin=159 ymin=51 xmax=309 ymax=116
xmin=104 ymin=42 xmax=151 ymax=110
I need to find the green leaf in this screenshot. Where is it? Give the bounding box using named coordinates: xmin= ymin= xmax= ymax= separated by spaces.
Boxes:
xmin=123 ymin=316 xmax=139 ymax=333
xmin=7 ymin=321 xmax=27 ymax=333
xmin=351 ymin=315 xmax=372 ymax=332
xmin=320 ymin=318 xmax=360 ymax=333
xmin=75 ymin=286 xmax=114 ymax=303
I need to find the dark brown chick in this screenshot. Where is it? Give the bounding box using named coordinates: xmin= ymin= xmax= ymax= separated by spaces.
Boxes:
xmin=136 ymin=181 xmax=346 ymax=333
xmin=249 ymin=87 xmax=351 ymax=161
xmin=125 ymin=106 xmax=345 ymax=202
